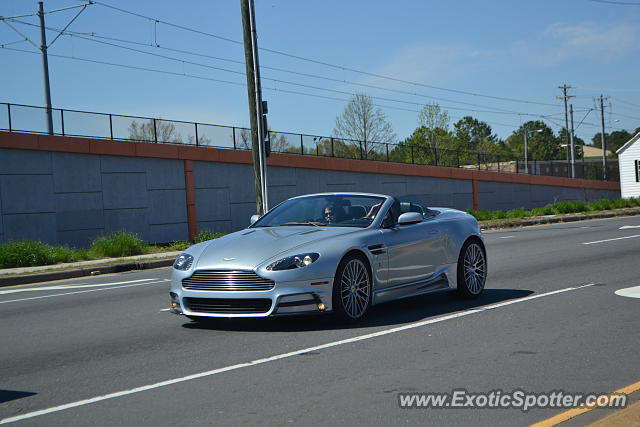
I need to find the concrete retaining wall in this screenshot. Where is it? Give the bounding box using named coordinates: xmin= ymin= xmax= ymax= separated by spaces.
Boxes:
xmin=0 ymin=132 xmax=621 ymax=246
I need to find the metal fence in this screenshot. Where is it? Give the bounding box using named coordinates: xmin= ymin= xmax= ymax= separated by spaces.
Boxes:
xmin=0 ymin=102 xmax=619 ymax=181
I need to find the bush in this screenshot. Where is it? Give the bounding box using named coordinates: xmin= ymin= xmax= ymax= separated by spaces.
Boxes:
xmin=91 ymin=231 xmax=145 ymax=257
xmin=587 ymin=199 xmax=613 ymax=211
xmin=0 ymin=240 xmax=57 ymax=268
xmin=195 ymin=229 xmax=226 ymax=243
xmin=506 ymin=208 xmax=528 ymax=219
xmin=551 ymin=201 xmax=588 ymax=214
xmin=466 ymin=209 xmax=493 ymax=221
xmin=529 ymin=206 xmax=555 ymax=216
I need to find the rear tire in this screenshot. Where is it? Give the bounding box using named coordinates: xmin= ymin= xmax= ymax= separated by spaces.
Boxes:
xmin=332 ymin=253 xmax=372 ymax=322
xmin=456 ymin=239 xmax=487 ymax=298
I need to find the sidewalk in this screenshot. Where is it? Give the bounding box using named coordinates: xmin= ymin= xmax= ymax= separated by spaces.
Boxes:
xmin=0 ymin=251 xmax=180 ymax=287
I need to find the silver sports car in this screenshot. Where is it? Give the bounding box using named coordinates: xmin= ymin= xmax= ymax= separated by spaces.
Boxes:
xmin=170 ymin=192 xmax=486 ymax=322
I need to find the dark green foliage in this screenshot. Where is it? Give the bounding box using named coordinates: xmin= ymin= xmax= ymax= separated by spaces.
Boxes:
xmin=90 ymin=231 xmax=145 ymax=257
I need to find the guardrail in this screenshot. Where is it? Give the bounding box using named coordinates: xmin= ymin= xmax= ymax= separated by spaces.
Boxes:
xmin=0 ymin=102 xmax=618 ymax=181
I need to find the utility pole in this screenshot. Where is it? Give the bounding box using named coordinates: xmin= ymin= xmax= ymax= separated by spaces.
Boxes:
xmin=38 ymin=1 xmax=53 ymax=135
xmin=594 ymin=95 xmax=610 ymax=181
xmin=557 ymin=84 xmax=574 ymax=177
xmin=524 ymin=128 xmax=529 ymax=174
xmin=240 ymin=0 xmax=268 ymax=215
xmin=569 ymin=104 xmax=576 ymax=178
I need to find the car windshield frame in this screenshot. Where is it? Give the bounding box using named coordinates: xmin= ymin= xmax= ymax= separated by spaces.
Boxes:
xmin=251 ymin=194 xmax=387 ymax=228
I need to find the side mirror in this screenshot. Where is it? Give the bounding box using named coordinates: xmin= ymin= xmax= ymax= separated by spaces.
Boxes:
xmin=398 ymin=212 xmax=423 ymax=226
xmin=250 ymin=214 xmax=260 ymax=225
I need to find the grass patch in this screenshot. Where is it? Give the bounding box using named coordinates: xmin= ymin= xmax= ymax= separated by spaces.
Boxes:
xmin=90 ymin=231 xmax=145 ymax=257
xmin=195 ymin=229 xmax=226 ymax=243
xmin=467 ymin=197 xmax=640 ymax=222
xmin=0 ymin=241 xmax=91 ymax=268
xmin=0 ymin=229 xmax=229 ymax=269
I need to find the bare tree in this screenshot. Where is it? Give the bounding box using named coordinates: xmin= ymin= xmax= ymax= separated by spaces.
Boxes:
xmin=333 ymin=93 xmax=396 ymax=158
xmin=417 ymin=103 xmax=450 ymax=151
xmin=128 ymin=119 xmax=181 ymax=143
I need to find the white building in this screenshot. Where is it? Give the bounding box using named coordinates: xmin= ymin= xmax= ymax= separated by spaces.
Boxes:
xmin=617 ymin=131 xmax=640 ymax=198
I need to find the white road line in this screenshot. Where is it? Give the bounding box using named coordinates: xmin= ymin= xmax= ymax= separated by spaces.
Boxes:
xmin=619 ymin=225 xmax=640 ymax=230
xmin=499 ymin=236 xmax=515 ymax=239
xmin=159 ymin=308 xmax=171 ymax=312
xmin=0 ymin=283 xmax=596 ymax=425
xmin=0 ymin=279 xmax=158 ymax=295
xmin=0 ymin=281 xmax=168 ymax=305
xmin=582 ymin=234 xmax=640 ymax=245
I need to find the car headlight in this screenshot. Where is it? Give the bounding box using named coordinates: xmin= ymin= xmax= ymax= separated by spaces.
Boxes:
xmin=266 ymin=253 xmax=319 ymax=271
xmin=173 ymin=253 xmax=194 ymax=270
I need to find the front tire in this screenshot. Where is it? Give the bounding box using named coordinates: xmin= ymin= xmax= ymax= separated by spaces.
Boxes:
xmin=332 ymin=253 xmax=372 ymax=322
xmin=456 ymin=239 xmax=487 ymax=298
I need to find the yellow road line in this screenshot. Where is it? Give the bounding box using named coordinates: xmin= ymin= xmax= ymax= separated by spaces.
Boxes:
xmin=530 ymin=380 xmax=640 ymax=427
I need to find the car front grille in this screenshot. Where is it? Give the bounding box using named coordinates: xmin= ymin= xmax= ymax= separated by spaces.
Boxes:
xmin=182 ymin=270 xmax=275 ymax=291
xmin=183 ymin=297 xmax=272 ymax=314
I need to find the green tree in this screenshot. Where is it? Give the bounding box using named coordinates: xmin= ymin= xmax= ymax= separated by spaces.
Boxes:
xmin=591 ymin=130 xmax=634 ymax=156
xmin=505 ymin=121 xmax=560 ymax=161
xmin=333 ymin=93 xmax=396 ymax=159
xmin=453 ymin=116 xmax=496 ymax=151
xmin=417 ymin=103 xmax=450 ymax=152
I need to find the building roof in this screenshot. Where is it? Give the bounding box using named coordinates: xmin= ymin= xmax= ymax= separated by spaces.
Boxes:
xmin=583 ymin=145 xmax=611 ymax=158
xmin=616 ymin=131 xmax=640 ymax=155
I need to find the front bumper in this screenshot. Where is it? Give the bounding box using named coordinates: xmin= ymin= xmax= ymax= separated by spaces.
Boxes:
xmin=170 ymin=276 xmax=334 ymax=318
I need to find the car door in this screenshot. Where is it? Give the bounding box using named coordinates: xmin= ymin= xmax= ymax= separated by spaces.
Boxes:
xmin=379 ymin=200 xmax=445 ymax=289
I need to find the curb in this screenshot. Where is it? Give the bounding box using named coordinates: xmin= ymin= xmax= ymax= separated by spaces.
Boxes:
xmin=0 ymin=258 xmax=174 ymax=288
xmin=479 ymin=207 xmax=640 ymax=230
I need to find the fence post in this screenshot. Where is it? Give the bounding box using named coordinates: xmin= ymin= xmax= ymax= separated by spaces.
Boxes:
xmin=194 ymin=123 xmax=199 ymax=146
xmin=456 ymin=149 xmax=460 ymax=168
xmin=153 ymin=119 xmax=158 ymax=143
xmin=497 ymin=155 xmax=500 ymax=172
xmin=300 ymin=134 xmax=304 ymax=154
xmin=359 ymin=141 xmax=363 ymax=160
xmin=386 ymin=144 xmax=389 ymax=162
xmin=60 ymin=109 xmax=65 ymax=136
xmin=477 ymin=152 xmax=481 ymax=170
xmin=109 ymin=114 xmax=113 ymax=140
xmin=7 ymin=104 xmax=12 ymax=132
xmin=331 ymin=138 xmax=334 ymax=157
xmin=434 ymin=147 xmax=438 ymax=166
xmin=232 ymin=127 xmax=237 ymax=149
xmin=410 ymin=146 xmax=414 ymax=164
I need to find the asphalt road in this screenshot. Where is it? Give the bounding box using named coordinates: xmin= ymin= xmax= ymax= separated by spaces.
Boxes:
xmin=1 ymin=216 xmax=639 ymax=426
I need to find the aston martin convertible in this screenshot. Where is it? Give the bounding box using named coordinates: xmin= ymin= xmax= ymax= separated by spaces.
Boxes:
xmin=169 ymin=192 xmax=487 ymax=322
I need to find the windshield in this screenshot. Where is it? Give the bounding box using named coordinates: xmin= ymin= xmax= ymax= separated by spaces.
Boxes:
xmin=252 ymin=194 xmax=386 ymax=228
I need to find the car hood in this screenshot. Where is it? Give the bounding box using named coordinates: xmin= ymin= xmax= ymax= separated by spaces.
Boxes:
xmin=194 ymin=226 xmax=359 ymax=269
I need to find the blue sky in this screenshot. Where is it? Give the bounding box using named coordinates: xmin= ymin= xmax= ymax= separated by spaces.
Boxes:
xmin=1 ymin=0 xmax=639 ymax=144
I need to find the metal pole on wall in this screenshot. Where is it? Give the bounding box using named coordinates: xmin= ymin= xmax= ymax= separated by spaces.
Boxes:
xmin=38 ymin=1 xmax=54 ymax=135
xmin=240 ymin=0 xmax=268 ymax=214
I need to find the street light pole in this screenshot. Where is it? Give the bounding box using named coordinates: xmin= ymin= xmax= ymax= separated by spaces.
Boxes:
xmin=523 ymin=128 xmax=542 ymax=175
xmin=569 ymin=104 xmax=576 ymax=178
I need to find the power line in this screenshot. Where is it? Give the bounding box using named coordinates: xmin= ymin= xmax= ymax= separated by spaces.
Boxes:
xmin=589 ymin=0 xmax=640 ymax=5
xmin=89 ymin=0 xmax=560 ymax=108
xmin=9 ymin=18 xmax=541 ymax=115
xmin=6 ymin=19 xmax=558 ymax=119
xmin=0 ymin=45 xmax=528 ymax=131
